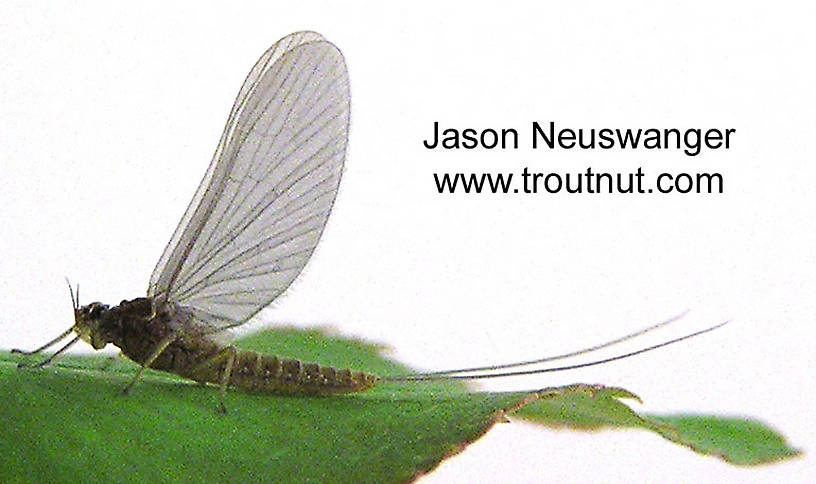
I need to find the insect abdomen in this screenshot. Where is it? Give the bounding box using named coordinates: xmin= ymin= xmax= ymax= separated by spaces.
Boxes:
xmin=228 ymin=350 xmax=377 ymax=395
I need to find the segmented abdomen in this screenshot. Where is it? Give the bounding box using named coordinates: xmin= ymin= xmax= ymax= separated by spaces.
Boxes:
xmin=226 ymin=349 xmax=376 ymax=395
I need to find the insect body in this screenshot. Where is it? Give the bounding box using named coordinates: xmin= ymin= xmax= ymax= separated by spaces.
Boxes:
xmin=14 ymin=32 xmax=725 ymax=411
xmin=15 ymin=31 xmax=374 ymax=411
xmin=76 ymin=298 xmax=375 ymax=395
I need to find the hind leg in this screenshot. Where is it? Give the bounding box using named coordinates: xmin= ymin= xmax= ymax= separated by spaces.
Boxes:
xmin=187 ymin=346 xmax=238 ymax=413
xmin=218 ymin=348 xmax=237 ymax=414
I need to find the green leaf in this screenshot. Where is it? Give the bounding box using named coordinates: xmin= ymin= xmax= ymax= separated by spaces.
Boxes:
xmin=0 ymin=327 xmax=800 ymax=483
xmin=515 ymin=385 xmax=801 ymax=466
xmin=645 ymin=415 xmax=802 ymax=466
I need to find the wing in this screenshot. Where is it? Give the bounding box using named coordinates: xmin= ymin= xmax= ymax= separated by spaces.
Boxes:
xmin=148 ymin=31 xmax=350 ymax=330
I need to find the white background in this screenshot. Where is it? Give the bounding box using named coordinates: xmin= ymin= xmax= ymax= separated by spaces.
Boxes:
xmin=0 ymin=2 xmax=813 ymax=482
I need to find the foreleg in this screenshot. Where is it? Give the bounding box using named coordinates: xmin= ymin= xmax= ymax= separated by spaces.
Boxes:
xmin=14 ymin=333 xmax=80 ymax=369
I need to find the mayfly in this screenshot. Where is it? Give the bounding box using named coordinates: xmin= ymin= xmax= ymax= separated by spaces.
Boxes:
xmin=13 ymin=32 xmax=725 ymax=412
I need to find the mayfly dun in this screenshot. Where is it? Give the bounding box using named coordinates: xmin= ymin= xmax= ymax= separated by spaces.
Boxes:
xmin=13 ymin=32 xmax=726 ymax=412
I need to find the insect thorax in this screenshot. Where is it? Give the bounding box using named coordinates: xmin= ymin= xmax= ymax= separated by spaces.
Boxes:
xmin=74 ymin=297 xmax=159 ymax=352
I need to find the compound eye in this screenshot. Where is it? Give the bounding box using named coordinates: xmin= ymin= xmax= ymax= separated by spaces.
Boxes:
xmin=88 ymin=304 xmax=102 ymax=319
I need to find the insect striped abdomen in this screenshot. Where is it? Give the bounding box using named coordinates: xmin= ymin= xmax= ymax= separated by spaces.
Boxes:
xmin=228 ymin=350 xmax=377 ymax=395
xmin=110 ymin=301 xmax=376 ymax=396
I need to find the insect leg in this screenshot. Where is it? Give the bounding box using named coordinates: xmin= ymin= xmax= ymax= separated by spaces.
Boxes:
xmin=12 ymin=327 xmax=75 ymax=356
xmin=123 ymin=333 xmax=178 ymax=395
xmin=186 ymin=346 xmax=238 ymax=413
xmin=16 ymin=335 xmax=80 ymax=369
xmin=219 ymin=348 xmax=237 ymax=414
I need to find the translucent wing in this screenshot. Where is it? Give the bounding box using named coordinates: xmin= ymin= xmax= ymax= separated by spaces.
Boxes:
xmin=148 ymin=31 xmax=350 ymax=330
